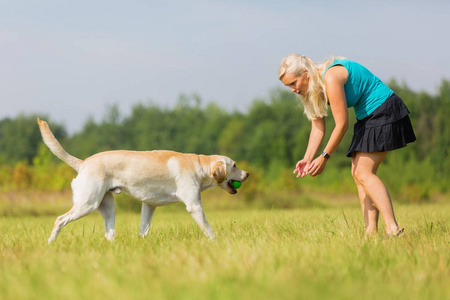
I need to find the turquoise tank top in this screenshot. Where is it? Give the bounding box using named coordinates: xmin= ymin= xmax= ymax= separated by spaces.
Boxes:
xmin=322 ymin=59 xmax=393 ymax=120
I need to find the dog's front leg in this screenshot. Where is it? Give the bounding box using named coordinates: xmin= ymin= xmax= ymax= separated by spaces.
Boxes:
xmin=186 ymin=203 xmax=216 ymax=240
xmin=139 ymin=203 xmax=156 ymax=237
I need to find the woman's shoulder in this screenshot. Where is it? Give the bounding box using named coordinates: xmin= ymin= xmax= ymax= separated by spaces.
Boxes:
xmin=322 ymin=59 xmax=352 ymax=81
xmin=331 ymin=59 xmax=362 ymax=69
xmin=322 ymin=64 xmax=348 ymax=84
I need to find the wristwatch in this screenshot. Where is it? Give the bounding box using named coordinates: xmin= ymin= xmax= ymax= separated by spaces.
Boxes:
xmin=321 ymin=152 xmax=331 ymax=160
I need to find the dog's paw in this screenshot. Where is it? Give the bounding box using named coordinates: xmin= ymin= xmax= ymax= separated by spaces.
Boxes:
xmin=139 ymin=232 xmax=148 ymax=238
xmin=105 ymin=230 xmax=116 ymax=241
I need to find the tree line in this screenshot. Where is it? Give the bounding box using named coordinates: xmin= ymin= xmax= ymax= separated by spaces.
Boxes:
xmin=1 ymin=79 xmax=449 ymax=201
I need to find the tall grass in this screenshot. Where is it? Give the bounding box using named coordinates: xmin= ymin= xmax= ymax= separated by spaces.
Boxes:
xmin=1 ymin=197 xmax=449 ymax=300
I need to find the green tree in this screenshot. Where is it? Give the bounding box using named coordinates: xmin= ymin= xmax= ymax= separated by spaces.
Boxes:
xmin=0 ymin=114 xmax=66 ymax=165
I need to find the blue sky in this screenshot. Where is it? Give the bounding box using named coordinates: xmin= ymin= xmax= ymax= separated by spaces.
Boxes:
xmin=1 ymin=0 xmax=449 ymax=133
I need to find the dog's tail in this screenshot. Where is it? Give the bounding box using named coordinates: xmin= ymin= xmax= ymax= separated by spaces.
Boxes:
xmin=37 ymin=118 xmax=83 ymax=172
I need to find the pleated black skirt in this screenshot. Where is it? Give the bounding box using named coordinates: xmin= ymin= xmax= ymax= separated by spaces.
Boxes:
xmin=347 ymin=94 xmax=416 ymax=157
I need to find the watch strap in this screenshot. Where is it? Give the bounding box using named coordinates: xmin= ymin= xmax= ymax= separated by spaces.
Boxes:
xmin=321 ymin=152 xmax=331 ymax=160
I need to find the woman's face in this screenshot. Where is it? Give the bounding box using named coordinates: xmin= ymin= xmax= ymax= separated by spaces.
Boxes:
xmin=281 ymin=71 xmax=309 ymax=96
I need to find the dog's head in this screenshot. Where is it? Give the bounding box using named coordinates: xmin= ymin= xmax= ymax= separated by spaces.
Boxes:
xmin=212 ymin=156 xmax=249 ymax=194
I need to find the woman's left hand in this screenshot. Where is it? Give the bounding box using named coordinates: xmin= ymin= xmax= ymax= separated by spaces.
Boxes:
xmin=307 ymin=155 xmax=328 ymax=177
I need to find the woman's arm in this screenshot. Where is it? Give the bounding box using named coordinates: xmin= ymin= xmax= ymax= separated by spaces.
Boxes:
xmin=307 ymin=66 xmax=349 ymax=177
xmin=304 ymin=117 xmax=326 ymax=161
xmin=293 ymin=117 xmax=325 ymax=178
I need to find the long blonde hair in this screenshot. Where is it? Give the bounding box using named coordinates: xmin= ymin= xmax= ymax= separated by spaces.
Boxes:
xmin=278 ymin=53 xmax=345 ymax=120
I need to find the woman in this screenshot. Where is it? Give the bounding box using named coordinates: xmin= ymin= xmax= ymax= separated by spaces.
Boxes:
xmin=278 ymin=54 xmax=416 ymax=236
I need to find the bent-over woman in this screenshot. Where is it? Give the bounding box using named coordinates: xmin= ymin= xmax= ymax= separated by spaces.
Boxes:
xmin=279 ymin=54 xmax=416 ymax=236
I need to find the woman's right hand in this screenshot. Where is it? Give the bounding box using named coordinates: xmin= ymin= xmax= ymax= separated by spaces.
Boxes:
xmin=293 ymin=159 xmax=311 ymax=178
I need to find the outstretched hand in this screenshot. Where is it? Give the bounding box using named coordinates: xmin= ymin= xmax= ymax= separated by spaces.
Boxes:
xmin=307 ymin=156 xmax=328 ymax=177
xmin=293 ymin=156 xmax=328 ymax=178
xmin=293 ymin=159 xmax=311 ymax=178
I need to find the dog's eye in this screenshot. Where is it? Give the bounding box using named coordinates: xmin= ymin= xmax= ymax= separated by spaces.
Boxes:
xmin=233 ymin=163 xmax=236 ymax=168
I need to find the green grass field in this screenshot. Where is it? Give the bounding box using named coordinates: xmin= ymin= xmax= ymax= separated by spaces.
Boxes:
xmin=1 ymin=195 xmax=449 ymax=300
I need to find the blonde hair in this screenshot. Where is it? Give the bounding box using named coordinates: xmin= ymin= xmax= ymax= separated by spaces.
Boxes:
xmin=278 ymin=53 xmax=345 ymax=120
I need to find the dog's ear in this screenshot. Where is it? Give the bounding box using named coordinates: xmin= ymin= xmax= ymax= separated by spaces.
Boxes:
xmin=212 ymin=161 xmax=227 ymax=184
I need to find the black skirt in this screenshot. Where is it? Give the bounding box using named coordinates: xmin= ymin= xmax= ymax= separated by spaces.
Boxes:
xmin=347 ymin=94 xmax=416 ymax=157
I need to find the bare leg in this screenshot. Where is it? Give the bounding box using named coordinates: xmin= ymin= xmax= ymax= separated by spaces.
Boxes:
xmin=353 ymin=178 xmax=380 ymax=235
xmin=139 ymin=203 xmax=156 ymax=237
xmin=351 ymin=151 xmax=401 ymax=235
xmin=352 ymin=156 xmax=380 ymax=235
xmin=97 ymin=192 xmax=116 ymax=241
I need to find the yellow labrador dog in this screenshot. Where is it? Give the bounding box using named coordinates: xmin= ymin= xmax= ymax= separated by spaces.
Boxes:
xmin=37 ymin=119 xmax=249 ymax=244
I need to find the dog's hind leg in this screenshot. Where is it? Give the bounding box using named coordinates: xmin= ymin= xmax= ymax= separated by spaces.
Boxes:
xmin=48 ymin=177 xmax=105 ymax=244
xmin=139 ymin=203 xmax=156 ymax=237
xmin=48 ymin=209 xmax=75 ymax=244
xmin=48 ymin=201 xmax=99 ymax=244
xmin=98 ymin=192 xmax=116 ymax=241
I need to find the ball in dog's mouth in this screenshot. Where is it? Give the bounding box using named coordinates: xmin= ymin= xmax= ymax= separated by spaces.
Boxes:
xmin=228 ymin=180 xmax=242 ymax=189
